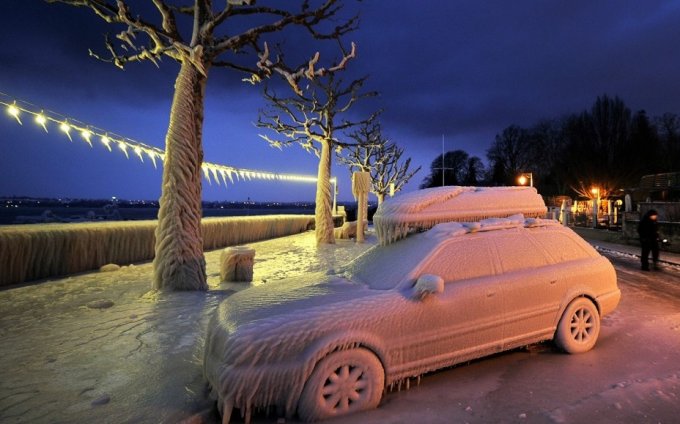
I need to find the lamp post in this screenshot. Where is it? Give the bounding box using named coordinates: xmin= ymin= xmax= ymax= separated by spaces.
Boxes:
xmin=518 ymin=172 xmax=533 ymax=187
xmin=591 ymin=187 xmax=600 ymax=228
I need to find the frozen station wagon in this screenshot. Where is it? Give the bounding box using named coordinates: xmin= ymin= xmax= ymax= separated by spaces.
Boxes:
xmin=204 ymin=188 xmax=621 ymax=422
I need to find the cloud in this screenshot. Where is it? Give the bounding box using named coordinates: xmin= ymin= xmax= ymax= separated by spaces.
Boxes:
xmin=2 ymin=0 xmax=680 ymax=200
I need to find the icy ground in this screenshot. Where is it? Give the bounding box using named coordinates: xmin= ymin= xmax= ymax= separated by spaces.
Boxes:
xmin=2 ymin=229 xmax=680 ymax=424
xmin=0 ymin=230 xmax=375 ymax=423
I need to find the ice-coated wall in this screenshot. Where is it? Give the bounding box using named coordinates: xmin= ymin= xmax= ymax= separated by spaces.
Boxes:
xmin=0 ymin=215 xmax=314 ymax=286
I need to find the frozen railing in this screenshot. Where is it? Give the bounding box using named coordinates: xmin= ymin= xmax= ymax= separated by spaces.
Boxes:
xmin=0 ymin=215 xmax=314 ymax=286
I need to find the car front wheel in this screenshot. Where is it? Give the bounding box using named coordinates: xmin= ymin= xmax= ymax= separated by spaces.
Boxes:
xmin=298 ymin=348 xmax=384 ymax=422
xmin=555 ymin=297 xmax=601 ymax=353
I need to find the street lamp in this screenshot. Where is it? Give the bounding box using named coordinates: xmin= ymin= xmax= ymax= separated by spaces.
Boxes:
xmin=518 ymin=172 xmax=533 ymax=187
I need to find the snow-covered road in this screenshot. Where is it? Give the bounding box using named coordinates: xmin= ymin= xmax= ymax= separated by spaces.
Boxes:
xmin=1 ymin=230 xmax=679 ymax=423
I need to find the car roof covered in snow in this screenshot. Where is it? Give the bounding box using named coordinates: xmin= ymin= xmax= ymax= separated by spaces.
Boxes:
xmin=373 ymin=186 xmax=547 ymax=245
xmin=347 ymin=215 xmax=568 ymax=289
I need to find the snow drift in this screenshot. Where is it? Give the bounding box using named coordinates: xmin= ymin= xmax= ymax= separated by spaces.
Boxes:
xmin=0 ymin=215 xmax=314 ymax=286
xmin=373 ymin=186 xmax=547 ymax=245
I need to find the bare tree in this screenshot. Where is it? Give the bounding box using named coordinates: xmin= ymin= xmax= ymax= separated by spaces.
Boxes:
xmin=420 ymin=150 xmax=472 ymax=188
xmin=461 ymin=156 xmax=485 ymax=186
xmin=46 ymin=0 xmax=357 ymax=290
xmin=486 ymin=125 xmax=534 ymax=186
xmin=341 ymin=121 xmax=420 ymax=204
xmin=655 ymin=113 xmax=680 ymax=172
xmin=258 ymin=70 xmax=377 ymax=244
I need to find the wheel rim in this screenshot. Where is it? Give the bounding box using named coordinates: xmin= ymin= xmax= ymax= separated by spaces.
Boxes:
xmin=569 ymin=306 xmax=595 ymax=343
xmin=320 ymin=364 xmax=369 ymax=413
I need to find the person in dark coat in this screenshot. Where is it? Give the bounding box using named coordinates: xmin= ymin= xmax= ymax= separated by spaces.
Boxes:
xmin=637 ymin=209 xmax=660 ymax=271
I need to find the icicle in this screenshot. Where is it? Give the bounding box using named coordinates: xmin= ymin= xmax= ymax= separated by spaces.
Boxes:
xmin=118 ymin=141 xmax=129 ymax=159
xmin=100 ymin=135 xmax=112 ymax=151
xmin=147 ymin=150 xmax=158 ymax=169
xmin=210 ymin=166 xmax=220 ymax=185
xmin=80 ymin=129 xmax=93 ymax=147
xmin=133 ymin=146 xmax=144 ymax=162
xmin=222 ymin=398 xmax=233 ymax=424
xmin=202 ymin=164 xmax=212 ymax=184
xmin=35 ymin=111 xmax=48 ymax=132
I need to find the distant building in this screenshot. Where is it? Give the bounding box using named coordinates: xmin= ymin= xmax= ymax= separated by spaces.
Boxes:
xmin=634 ymin=172 xmax=680 ymax=202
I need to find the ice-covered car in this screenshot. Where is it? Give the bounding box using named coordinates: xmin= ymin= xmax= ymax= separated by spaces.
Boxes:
xmin=204 ymin=215 xmax=620 ymax=422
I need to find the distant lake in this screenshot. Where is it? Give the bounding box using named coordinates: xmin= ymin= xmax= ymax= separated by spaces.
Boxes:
xmin=0 ymin=205 xmax=316 ymax=225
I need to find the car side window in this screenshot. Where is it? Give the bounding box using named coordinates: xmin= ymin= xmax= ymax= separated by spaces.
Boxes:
xmin=492 ymin=232 xmax=550 ymax=272
xmin=420 ymin=238 xmax=496 ymax=282
xmin=528 ymin=230 xmax=595 ymax=263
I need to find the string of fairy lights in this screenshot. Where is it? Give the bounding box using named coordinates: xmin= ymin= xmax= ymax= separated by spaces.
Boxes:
xmin=0 ymin=92 xmax=335 ymax=188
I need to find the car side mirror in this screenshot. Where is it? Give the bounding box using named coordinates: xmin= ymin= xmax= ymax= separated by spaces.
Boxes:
xmin=413 ymin=274 xmax=444 ymax=300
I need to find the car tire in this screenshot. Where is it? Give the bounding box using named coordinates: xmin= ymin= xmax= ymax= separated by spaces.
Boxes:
xmin=555 ymin=297 xmax=600 ymax=353
xmin=298 ymin=348 xmax=384 ymax=422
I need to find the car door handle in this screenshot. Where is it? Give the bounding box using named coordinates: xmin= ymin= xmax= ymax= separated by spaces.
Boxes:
xmin=487 ymin=291 xmax=496 ymax=297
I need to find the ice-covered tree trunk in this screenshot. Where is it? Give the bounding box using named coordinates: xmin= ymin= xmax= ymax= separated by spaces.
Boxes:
xmin=356 ymin=191 xmax=367 ymax=243
xmin=352 ymin=171 xmax=371 ymax=243
xmin=377 ymin=193 xmax=385 ymax=205
xmin=153 ymin=61 xmax=209 ymax=291
xmin=315 ymin=140 xmax=335 ymax=244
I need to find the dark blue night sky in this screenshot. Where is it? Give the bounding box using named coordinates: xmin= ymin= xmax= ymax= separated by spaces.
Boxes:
xmin=1 ymin=1 xmax=680 ymax=202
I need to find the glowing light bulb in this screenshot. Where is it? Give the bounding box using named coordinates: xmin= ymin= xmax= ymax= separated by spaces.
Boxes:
xmin=80 ymin=129 xmax=93 ymax=147
xmin=132 ymin=146 xmax=144 ymax=162
xmin=35 ymin=113 xmax=48 ymax=132
xmin=100 ymin=135 xmax=112 ymax=151
xmin=4 ymin=95 xmax=328 ymax=192
xmin=118 ymin=141 xmax=129 ymax=159
xmin=146 ymin=150 xmax=158 ymax=169
xmin=7 ymin=104 xmax=22 ymax=124
xmin=59 ymin=122 xmax=73 ymax=141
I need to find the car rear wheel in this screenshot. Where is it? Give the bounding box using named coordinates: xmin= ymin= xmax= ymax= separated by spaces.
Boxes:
xmin=555 ymin=297 xmax=600 ymax=353
xmin=298 ymin=348 xmax=384 ymax=422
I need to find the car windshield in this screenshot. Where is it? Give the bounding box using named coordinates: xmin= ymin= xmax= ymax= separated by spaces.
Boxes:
xmin=343 ymin=232 xmax=437 ymax=290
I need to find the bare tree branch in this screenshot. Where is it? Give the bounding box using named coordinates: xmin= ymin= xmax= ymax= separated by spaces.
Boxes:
xmin=151 ymin=0 xmax=179 ymax=38
xmin=257 ymin=65 xmax=377 ymax=160
xmin=341 ymin=121 xmax=421 ymax=203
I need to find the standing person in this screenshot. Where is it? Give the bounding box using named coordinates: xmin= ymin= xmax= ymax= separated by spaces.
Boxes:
xmin=637 ymin=209 xmax=660 ymax=271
